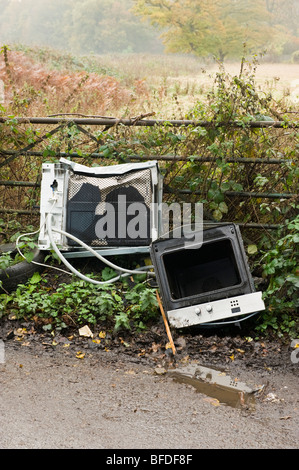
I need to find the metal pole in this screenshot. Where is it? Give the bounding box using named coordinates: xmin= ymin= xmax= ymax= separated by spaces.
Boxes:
xmin=0 ymin=116 xmax=298 ymax=128
xmin=0 ymin=149 xmax=292 ymax=165
xmin=0 ymin=179 xmax=296 ymax=200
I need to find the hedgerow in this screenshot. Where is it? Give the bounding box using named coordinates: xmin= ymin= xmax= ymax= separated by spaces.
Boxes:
xmin=0 ymin=46 xmax=298 ymax=337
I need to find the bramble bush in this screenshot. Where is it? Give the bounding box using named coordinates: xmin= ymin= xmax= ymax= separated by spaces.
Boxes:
xmin=0 ymin=47 xmax=298 ymax=336
xmin=0 ymin=271 xmax=158 ymax=332
xmin=256 ymin=214 xmax=299 ymax=337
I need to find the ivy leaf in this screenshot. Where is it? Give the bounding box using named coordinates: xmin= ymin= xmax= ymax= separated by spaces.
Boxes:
xmin=29 ymin=272 xmax=42 ymax=284
xmin=208 ymin=188 xmax=224 ymax=203
xmin=286 ymin=274 xmax=299 ymax=288
xmin=212 ymin=209 xmax=223 ymax=221
xmin=24 ymin=251 xmax=35 ymax=263
xmin=248 ymin=244 xmax=258 ymax=255
xmin=219 ymin=201 xmax=228 ymax=214
xmin=101 ymin=267 xmax=117 ymax=281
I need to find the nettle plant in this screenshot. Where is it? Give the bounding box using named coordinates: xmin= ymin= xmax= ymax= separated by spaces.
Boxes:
xmin=2 ymin=269 xmax=158 ymax=332
xmin=257 ymin=213 xmax=299 ymax=337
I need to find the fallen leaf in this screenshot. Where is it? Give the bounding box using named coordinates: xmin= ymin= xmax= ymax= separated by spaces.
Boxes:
xmin=175 ymin=337 xmax=186 ymax=350
xmin=76 ymin=351 xmax=85 ymax=359
xmin=248 ymin=244 xmax=258 ymax=255
xmin=8 ymin=313 xmax=17 ymax=320
xmin=202 ymin=397 xmax=221 ymax=407
xmin=151 ymin=342 xmax=161 ymax=352
xmin=99 ymin=331 xmax=106 ymax=339
xmin=265 ymin=392 xmax=280 ymax=403
xmin=180 ymin=355 xmax=190 ymax=363
xmin=14 ymin=328 xmax=27 ymax=336
xmin=154 ymin=367 xmax=167 ymax=375
xmin=119 ymin=337 xmax=130 ymax=347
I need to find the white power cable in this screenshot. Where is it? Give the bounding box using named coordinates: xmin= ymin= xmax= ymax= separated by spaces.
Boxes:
xmin=15 ymin=197 xmax=155 ymax=283
xmin=15 ymin=201 xmax=73 ymax=276
xmin=199 ymin=311 xmax=259 ymax=327
xmin=47 ymin=213 xmax=155 ymax=285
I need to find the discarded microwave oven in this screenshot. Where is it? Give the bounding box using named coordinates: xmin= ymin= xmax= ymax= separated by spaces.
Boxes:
xmin=38 ymin=158 xmax=163 ymax=253
xmin=150 ymin=224 xmax=265 ymax=328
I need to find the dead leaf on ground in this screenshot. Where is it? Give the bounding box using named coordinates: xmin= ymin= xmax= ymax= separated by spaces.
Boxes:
xmin=76 ymin=351 xmax=85 ymax=359
xmin=202 ymin=397 xmax=221 ymax=407
xmin=154 ymin=367 xmax=167 ymax=375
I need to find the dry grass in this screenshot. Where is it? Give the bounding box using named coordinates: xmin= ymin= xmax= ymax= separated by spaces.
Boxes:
xmin=149 ymin=61 xmax=299 ymax=117
xmin=0 ymin=50 xmax=141 ymax=116
xmin=92 ymin=54 xmax=299 ymax=117
xmin=1 ymin=46 xmax=298 ymax=119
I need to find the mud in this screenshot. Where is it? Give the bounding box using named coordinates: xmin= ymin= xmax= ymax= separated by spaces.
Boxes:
xmin=0 ymin=319 xmax=298 ymax=450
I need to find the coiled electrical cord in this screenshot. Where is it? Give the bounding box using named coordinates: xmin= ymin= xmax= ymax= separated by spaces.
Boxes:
xmin=47 ymin=213 xmax=155 ymax=285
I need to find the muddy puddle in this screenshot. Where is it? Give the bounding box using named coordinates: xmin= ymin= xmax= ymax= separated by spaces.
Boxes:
xmin=168 ymin=364 xmax=261 ymax=409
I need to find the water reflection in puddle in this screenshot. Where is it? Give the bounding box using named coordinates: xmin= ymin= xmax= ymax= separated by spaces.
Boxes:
xmin=169 ymin=364 xmax=261 ymax=409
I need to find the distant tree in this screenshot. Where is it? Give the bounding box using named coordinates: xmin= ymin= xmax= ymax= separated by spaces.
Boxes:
xmin=68 ymin=0 xmax=163 ymax=54
xmin=0 ymin=0 xmax=72 ymax=48
xmin=265 ymin=0 xmax=299 ymax=54
xmin=132 ymin=0 xmax=288 ymax=60
xmin=0 ymin=0 xmax=163 ymax=54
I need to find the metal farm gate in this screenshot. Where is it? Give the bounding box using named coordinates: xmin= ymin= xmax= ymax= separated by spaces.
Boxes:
xmin=0 ymin=116 xmax=298 ymax=243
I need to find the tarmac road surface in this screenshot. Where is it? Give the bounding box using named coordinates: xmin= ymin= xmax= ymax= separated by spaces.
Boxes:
xmin=0 ymin=342 xmax=298 ymax=450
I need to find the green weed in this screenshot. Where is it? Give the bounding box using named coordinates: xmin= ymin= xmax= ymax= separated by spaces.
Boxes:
xmin=2 ymin=272 xmax=159 ymax=332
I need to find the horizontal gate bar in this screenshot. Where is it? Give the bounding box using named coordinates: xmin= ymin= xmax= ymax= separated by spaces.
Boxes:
xmin=0 ymin=117 xmax=298 ymax=128
xmin=0 ymin=180 xmax=38 ymax=187
xmin=0 ymin=208 xmax=39 ymax=215
xmin=0 ymin=207 xmax=282 ymax=229
xmin=165 ymin=187 xmax=296 ymax=199
xmin=0 ymin=150 xmax=292 ymax=165
xmin=0 ymin=179 xmax=296 ymax=199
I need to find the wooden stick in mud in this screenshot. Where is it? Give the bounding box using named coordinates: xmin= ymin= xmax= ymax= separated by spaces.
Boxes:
xmin=156 ymin=291 xmax=176 ymax=356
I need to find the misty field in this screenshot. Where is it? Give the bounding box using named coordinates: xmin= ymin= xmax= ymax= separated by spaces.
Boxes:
xmin=0 ymin=46 xmax=298 ymax=118
xmin=137 ymin=59 xmax=299 ymax=117
xmin=60 ymin=53 xmax=299 ymax=118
